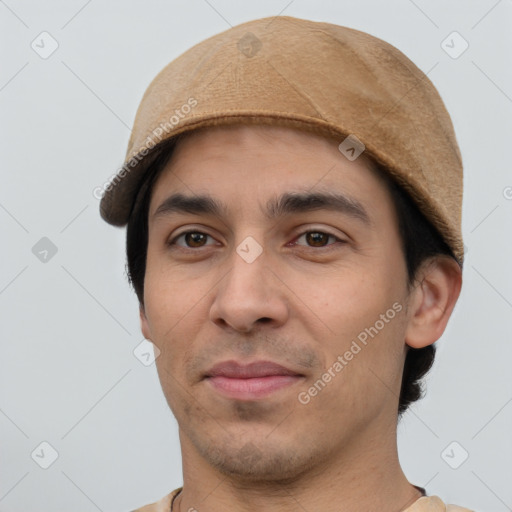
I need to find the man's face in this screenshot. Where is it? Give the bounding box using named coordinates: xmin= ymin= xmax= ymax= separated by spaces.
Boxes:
xmin=141 ymin=124 xmax=412 ymax=481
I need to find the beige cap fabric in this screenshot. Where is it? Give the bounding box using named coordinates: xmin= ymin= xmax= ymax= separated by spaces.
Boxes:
xmin=99 ymin=15 xmax=464 ymax=265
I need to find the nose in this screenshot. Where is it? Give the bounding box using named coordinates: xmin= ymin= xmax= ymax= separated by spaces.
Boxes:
xmin=209 ymin=246 xmax=289 ymax=333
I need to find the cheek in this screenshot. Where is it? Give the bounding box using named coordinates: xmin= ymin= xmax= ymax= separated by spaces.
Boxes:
xmin=308 ymin=260 xmax=407 ymax=385
xmin=315 ymin=264 xmax=393 ymax=327
xmin=143 ymin=252 xmax=208 ymax=366
xmin=144 ymin=249 xmax=188 ymax=328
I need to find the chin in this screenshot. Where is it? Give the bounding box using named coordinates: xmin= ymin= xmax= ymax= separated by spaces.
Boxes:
xmin=192 ymin=431 xmax=318 ymax=484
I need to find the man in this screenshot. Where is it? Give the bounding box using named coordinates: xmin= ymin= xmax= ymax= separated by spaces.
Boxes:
xmin=99 ymin=16 xmax=473 ymax=512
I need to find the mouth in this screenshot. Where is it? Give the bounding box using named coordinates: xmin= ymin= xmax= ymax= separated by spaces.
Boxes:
xmin=203 ymin=360 xmax=305 ymax=400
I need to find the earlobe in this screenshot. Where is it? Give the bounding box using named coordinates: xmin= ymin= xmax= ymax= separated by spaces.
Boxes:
xmin=139 ymin=304 xmax=152 ymax=340
xmin=404 ymin=257 xmax=462 ymax=349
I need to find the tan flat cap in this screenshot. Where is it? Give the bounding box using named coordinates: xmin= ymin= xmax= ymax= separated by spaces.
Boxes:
xmin=99 ymin=15 xmax=464 ymax=265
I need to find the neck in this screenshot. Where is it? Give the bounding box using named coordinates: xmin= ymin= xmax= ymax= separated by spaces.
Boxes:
xmin=174 ymin=421 xmax=421 ymax=512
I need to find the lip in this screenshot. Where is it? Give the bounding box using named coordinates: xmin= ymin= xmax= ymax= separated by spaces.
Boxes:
xmin=204 ymin=360 xmax=302 ymax=379
xmin=204 ymin=360 xmax=304 ymax=400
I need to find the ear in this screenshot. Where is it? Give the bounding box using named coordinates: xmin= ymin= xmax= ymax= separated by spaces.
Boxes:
xmin=404 ymin=256 xmax=462 ymax=349
xmin=139 ymin=304 xmax=152 ymax=340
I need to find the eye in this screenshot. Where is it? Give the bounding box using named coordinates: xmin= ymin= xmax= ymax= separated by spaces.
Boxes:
xmin=167 ymin=229 xmax=346 ymax=251
xmin=292 ymin=230 xmax=345 ymax=249
xmin=168 ymin=231 xmax=218 ymax=249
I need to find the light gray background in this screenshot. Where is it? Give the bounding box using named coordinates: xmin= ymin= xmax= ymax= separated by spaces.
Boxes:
xmin=1 ymin=1 xmax=511 ymax=511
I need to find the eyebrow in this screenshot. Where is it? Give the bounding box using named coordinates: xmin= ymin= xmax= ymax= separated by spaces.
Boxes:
xmin=153 ymin=191 xmax=371 ymax=226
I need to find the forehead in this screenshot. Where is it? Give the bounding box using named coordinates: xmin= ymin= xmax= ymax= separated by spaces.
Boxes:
xmin=148 ymin=124 xmax=391 ymax=221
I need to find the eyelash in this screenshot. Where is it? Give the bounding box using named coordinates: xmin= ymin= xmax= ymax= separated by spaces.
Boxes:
xmin=167 ymin=229 xmax=346 ymax=252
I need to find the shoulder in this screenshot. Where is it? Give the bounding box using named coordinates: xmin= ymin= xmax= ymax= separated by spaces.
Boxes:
xmin=405 ymin=496 xmax=475 ymax=512
xmin=129 ymin=490 xmax=475 ymax=512
xmin=130 ymin=487 xmax=182 ymax=512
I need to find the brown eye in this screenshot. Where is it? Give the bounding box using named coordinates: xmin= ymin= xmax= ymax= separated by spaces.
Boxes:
xmin=169 ymin=231 xmax=215 ymax=249
xmin=295 ymin=231 xmax=342 ymax=249
xmin=306 ymin=232 xmax=330 ymax=247
xmin=187 ymin=232 xmax=207 ymax=247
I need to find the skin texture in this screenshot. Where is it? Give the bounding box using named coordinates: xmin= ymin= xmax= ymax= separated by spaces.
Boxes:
xmin=139 ymin=124 xmax=462 ymax=512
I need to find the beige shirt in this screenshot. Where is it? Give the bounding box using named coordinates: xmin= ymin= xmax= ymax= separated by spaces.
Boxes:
xmin=131 ymin=487 xmax=474 ymax=512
